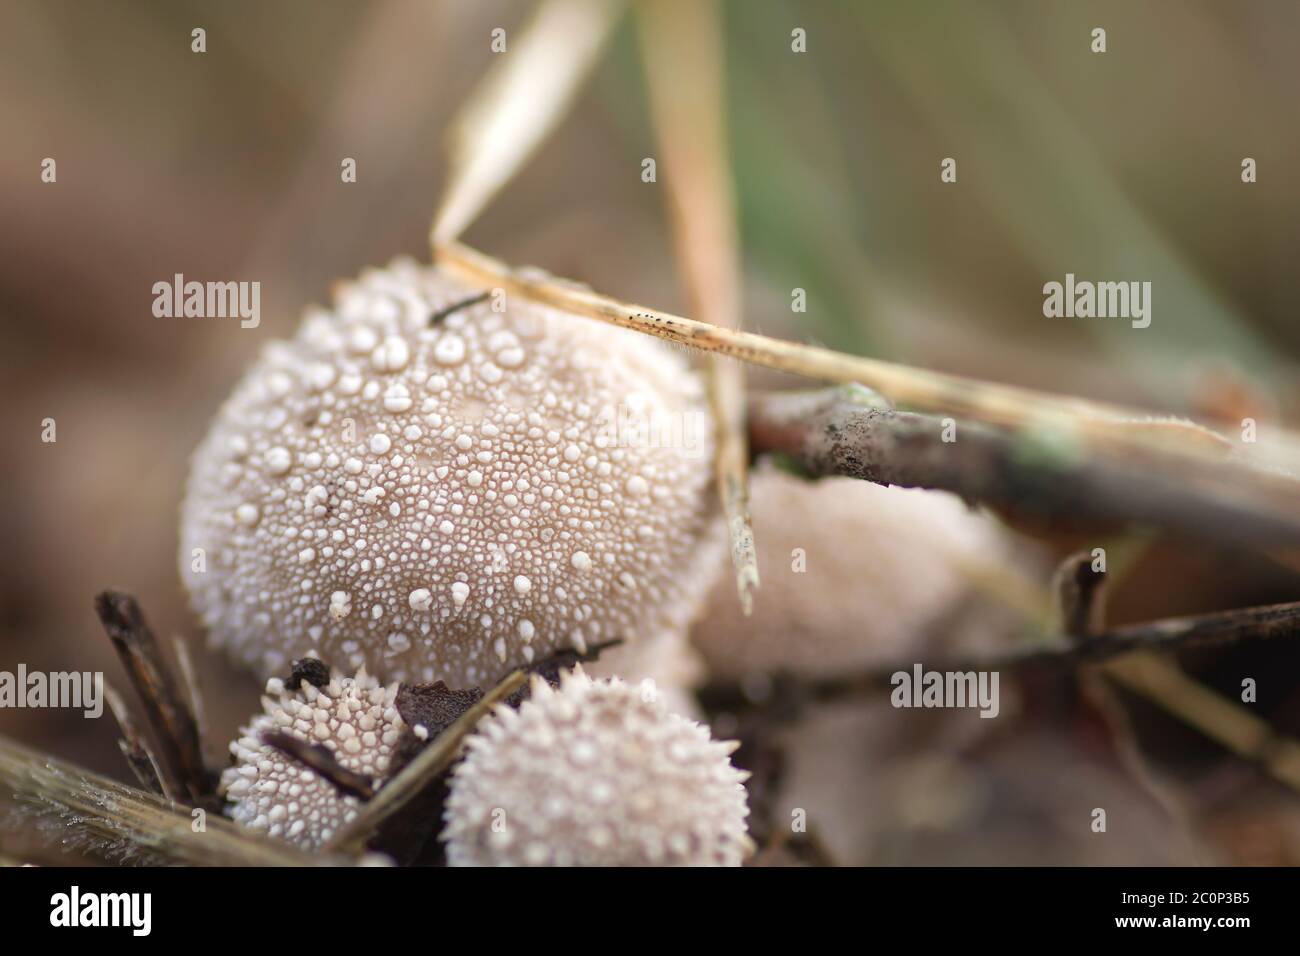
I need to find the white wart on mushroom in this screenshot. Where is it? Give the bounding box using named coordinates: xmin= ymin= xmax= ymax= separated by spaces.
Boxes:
xmin=180 ymin=259 xmax=715 ymax=689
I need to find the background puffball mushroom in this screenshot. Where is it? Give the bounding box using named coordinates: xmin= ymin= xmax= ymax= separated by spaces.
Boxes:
xmin=180 ymin=258 xmax=715 ymax=688
xmin=221 ymin=667 xmax=404 ymax=850
xmin=442 ymin=668 xmax=751 ymax=866
xmin=691 ymin=462 xmax=1019 ymax=680
xmin=587 ymin=626 xmax=709 ymax=719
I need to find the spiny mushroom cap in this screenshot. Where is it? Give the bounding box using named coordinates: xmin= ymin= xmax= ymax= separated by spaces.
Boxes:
xmin=692 ymin=463 xmax=1011 ymax=681
xmin=220 ymin=668 xmax=404 ymax=850
xmin=180 ymin=258 xmax=715 ymax=688
xmin=442 ymin=668 xmax=751 ymax=866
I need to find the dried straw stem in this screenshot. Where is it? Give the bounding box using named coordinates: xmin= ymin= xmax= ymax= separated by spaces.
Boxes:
xmin=432 ymin=241 xmax=1292 ymax=471
xmin=1061 ymin=552 xmax=1300 ymax=794
xmin=639 ymin=0 xmax=757 ymax=613
xmin=0 ymin=734 xmax=325 ymax=866
xmin=94 ymin=591 xmax=214 ymax=806
xmin=323 ymin=669 xmax=525 ymax=856
xmin=431 ymin=0 xmax=623 ymax=244
xmin=1101 ymin=653 xmax=1300 ymax=791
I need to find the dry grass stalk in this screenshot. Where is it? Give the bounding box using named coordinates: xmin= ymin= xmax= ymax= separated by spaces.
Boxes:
xmin=0 ymin=734 xmax=324 ymax=866
xmin=102 ymin=682 xmax=168 ymax=798
xmin=431 ymin=0 xmax=624 ymax=244
xmin=770 ymin=599 xmax=1300 ymax=697
xmin=323 ymin=669 xmax=526 ymax=856
xmin=434 ymin=240 xmax=1300 ymax=520
xmin=1102 ymin=654 xmax=1300 ymax=792
xmin=638 ymin=0 xmax=757 ymax=614
xmin=172 ymin=634 xmax=208 ymax=758
xmin=94 ymin=591 xmax=214 ymax=806
xmin=1056 ymin=552 xmax=1300 ymax=795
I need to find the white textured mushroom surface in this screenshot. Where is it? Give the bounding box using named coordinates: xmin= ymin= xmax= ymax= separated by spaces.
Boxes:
xmin=180 ymin=259 xmax=715 ymax=687
xmin=442 ymin=669 xmax=751 ymax=866
xmin=691 ymin=463 xmax=1013 ymax=680
xmin=220 ymin=668 xmax=404 ymax=850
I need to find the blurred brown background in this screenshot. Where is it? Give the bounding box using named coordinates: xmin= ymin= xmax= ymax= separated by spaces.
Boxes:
xmin=2 ymin=1 xmax=1299 ymax=863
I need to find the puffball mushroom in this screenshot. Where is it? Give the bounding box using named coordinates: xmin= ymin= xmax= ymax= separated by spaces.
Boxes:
xmin=587 ymin=615 xmax=711 ymax=719
xmin=220 ymin=667 xmax=404 ymax=850
xmin=180 ymin=258 xmax=715 ymax=688
xmin=442 ymin=668 xmax=751 ymax=866
xmin=691 ymin=462 xmax=1013 ymax=681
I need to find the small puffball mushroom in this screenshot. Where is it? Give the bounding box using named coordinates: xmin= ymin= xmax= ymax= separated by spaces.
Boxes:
xmin=220 ymin=667 xmax=404 ymax=850
xmin=180 ymin=258 xmax=715 ymax=687
xmin=442 ymin=667 xmax=751 ymax=866
xmin=692 ymin=462 xmax=1014 ymax=681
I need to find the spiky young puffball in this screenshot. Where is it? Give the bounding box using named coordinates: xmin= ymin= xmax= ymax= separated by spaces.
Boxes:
xmin=442 ymin=668 xmax=751 ymax=866
xmin=692 ymin=463 xmax=1011 ymax=680
xmin=221 ymin=668 xmax=404 ymax=850
xmin=180 ymin=258 xmax=715 ymax=688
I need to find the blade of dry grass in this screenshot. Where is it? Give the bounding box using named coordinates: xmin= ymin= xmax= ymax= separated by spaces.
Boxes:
xmin=95 ymin=591 xmax=214 ymax=807
xmin=431 ymin=0 xmax=624 ymax=244
xmin=1058 ymin=551 xmax=1300 ymax=795
xmin=102 ymin=682 xmax=169 ymax=798
xmin=638 ymin=0 xmax=757 ymax=614
xmin=433 ymin=240 xmax=1300 ymax=521
xmin=0 ymin=734 xmax=328 ymax=866
xmin=323 ymin=670 xmax=526 ymax=856
xmin=1102 ymin=653 xmax=1300 ymax=792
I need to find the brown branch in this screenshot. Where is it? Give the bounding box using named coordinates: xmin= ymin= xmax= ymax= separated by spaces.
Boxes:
xmin=701 ymin=600 xmax=1300 ymax=710
xmin=94 ymin=591 xmax=215 ymax=806
xmin=1056 ymin=551 xmax=1206 ymax=850
xmin=1042 ymin=552 xmax=1300 ymax=797
xmin=747 ymin=385 xmax=1300 ymax=550
xmin=261 ymin=731 xmax=377 ymax=802
xmin=1051 ymin=550 xmax=1109 ymax=641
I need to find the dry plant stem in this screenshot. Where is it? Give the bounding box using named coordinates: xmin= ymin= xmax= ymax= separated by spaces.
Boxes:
xmin=430 ymin=0 xmax=623 ymax=244
xmin=323 ymin=669 xmax=526 ymax=856
xmin=172 ymin=635 xmax=207 ymax=758
xmin=1102 ymin=654 xmax=1300 ymax=792
xmin=639 ymin=0 xmax=758 ymax=614
xmin=103 ymin=682 xmax=168 ymax=798
xmin=0 ymin=734 xmax=324 ymax=866
xmin=717 ymin=393 xmax=759 ymax=613
xmin=1055 ymin=552 xmax=1206 ymax=855
xmin=998 ymin=600 xmax=1300 ymax=666
xmin=1051 ymin=550 xmax=1109 ymax=640
xmin=261 ymin=731 xmax=376 ymax=801
xmin=751 ymin=823 xmax=839 ymax=868
xmin=747 ymin=386 xmax=1300 ymax=549
xmin=1053 ymin=557 xmax=1300 ymax=796
xmin=434 ymin=242 xmax=1263 ymax=460
xmin=1082 ymin=670 xmax=1203 ymax=849
xmin=94 ymin=591 xmax=214 ymax=805
xmin=779 ymin=600 xmax=1300 ymax=704
xmin=436 ymin=242 xmax=1300 ymax=539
